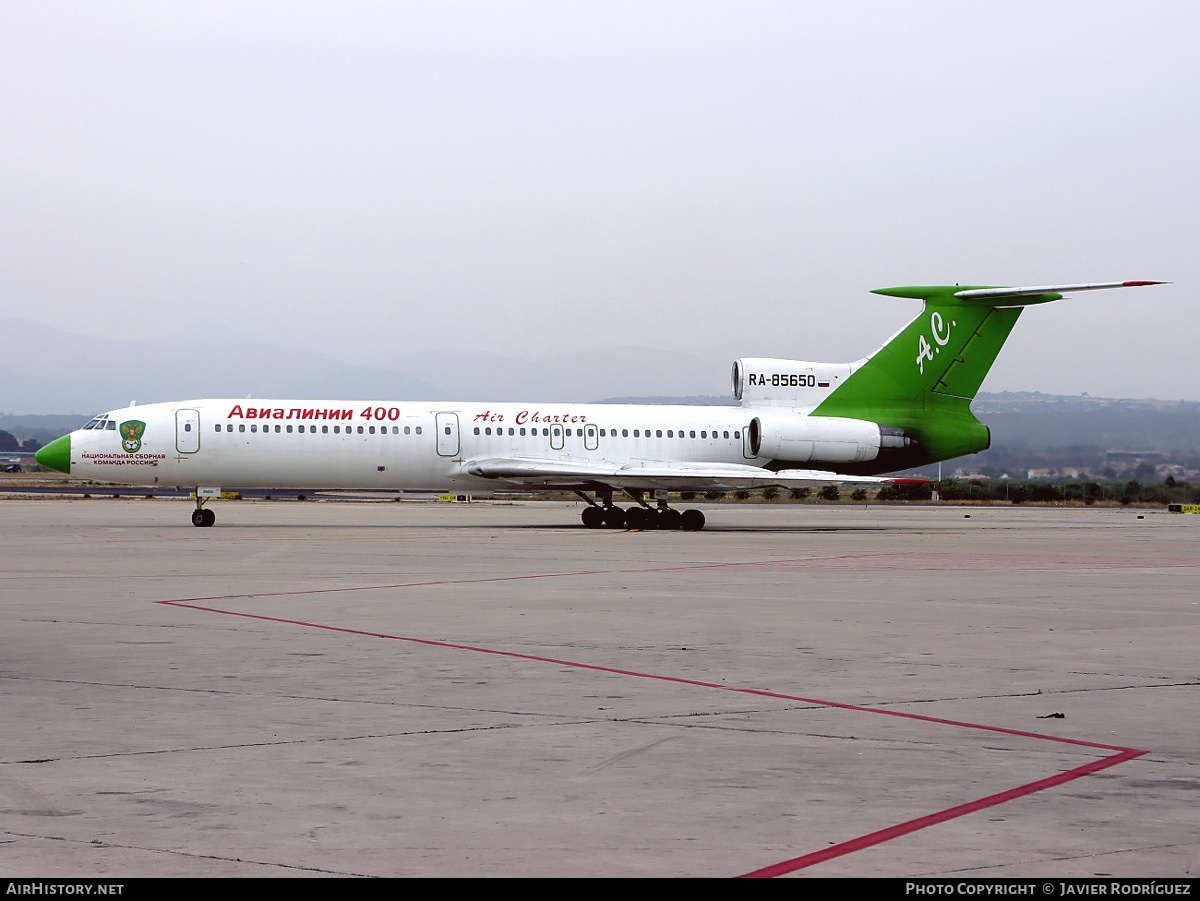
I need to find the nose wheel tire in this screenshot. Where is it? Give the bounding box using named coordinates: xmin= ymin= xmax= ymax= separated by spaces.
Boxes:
xmin=192 ymin=508 xmax=216 ymax=527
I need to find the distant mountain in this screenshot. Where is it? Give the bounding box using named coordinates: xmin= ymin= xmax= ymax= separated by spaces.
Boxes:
xmin=972 ymin=392 xmax=1200 ymax=453
xmin=0 ymin=413 xmax=91 ymax=448
xmin=393 ymin=346 xmax=723 ymax=402
xmin=2 ymin=315 xmax=727 ymax=415
xmin=0 ymin=315 xmax=446 ymax=415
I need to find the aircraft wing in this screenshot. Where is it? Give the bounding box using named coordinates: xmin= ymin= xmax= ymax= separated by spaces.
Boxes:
xmin=458 ymin=456 xmax=917 ymax=491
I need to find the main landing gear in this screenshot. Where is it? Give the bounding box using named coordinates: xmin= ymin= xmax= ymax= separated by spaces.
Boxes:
xmin=576 ymin=490 xmax=705 ymax=531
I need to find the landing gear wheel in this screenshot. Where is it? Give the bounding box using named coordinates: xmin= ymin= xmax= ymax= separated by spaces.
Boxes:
xmin=202 ymin=508 xmax=216 ymax=527
xmin=602 ymin=506 xmax=626 ymax=528
xmin=623 ymin=507 xmax=645 ymax=530
xmin=680 ymin=509 xmax=706 ymax=531
xmin=191 ymin=509 xmax=206 ymax=528
xmin=581 ymin=506 xmax=605 ymax=528
xmin=659 ymin=508 xmax=683 ymax=530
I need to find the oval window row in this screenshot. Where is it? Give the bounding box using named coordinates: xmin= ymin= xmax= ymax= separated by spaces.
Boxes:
xmin=217 ymin=424 xmax=423 ymax=435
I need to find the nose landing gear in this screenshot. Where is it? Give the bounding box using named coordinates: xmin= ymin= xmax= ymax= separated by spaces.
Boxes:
xmin=191 ymin=495 xmax=216 ymax=527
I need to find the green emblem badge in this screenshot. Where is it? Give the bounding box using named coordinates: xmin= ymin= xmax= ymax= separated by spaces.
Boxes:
xmin=119 ymin=420 xmax=146 ymax=454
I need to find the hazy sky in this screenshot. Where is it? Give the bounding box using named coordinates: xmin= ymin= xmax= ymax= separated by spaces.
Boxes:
xmin=2 ymin=1 xmax=1197 ymax=401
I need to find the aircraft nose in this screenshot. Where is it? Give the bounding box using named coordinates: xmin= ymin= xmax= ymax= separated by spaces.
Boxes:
xmin=35 ymin=434 xmax=71 ymax=474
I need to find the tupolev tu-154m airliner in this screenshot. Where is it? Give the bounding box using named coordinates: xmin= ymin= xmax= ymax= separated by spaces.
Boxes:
xmin=36 ymin=281 xmax=1165 ymax=530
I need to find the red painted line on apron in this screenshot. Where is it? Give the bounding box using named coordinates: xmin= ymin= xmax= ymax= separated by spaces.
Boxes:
xmin=738 ymin=748 xmax=1146 ymax=877
xmin=157 ymin=554 xmax=876 ymax=605
xmin=158 ymin=596 xmax=1141 ymax=751
xmin=159 ymin=551 xmax=1200 ymax=607
xmin=156 ymin=558 xmax=1149 ymax=875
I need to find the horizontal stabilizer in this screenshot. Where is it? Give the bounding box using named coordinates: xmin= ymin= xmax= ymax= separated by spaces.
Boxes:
xmin=873 ymin=281 xmax=1167 ymax=307
xmin=953 ymin=281 xmax=1168 ymax=301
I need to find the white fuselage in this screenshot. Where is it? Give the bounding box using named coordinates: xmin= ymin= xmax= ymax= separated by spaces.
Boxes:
xmin=69 ymin=398 xmax=769 ymax=491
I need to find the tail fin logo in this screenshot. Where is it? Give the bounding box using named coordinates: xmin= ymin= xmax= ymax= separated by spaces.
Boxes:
xmin=916 ymin=312 xmax=956 ymax=374
xmin=120 ymin=420 xmax=146 ymax=454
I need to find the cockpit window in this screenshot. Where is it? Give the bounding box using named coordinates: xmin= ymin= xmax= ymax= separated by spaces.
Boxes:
xmin=106 ymin=420 xmax=116 ymax=430
xmin=84 ymin=415 xmax=110 ymax=430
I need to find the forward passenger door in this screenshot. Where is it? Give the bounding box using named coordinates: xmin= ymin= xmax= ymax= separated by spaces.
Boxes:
xmin=435 ymin=413 xmax=460 ymax=457
xmin=175 ymin=409 xmax=200 ymax=454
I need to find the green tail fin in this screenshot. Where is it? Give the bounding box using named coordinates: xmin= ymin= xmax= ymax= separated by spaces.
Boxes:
xmin=817 ymin=284 xmax=1034 ymax=402
xmin=812 ymin=281 xmax=1165 ymax=469
xmin=812 ymin=285 xmax=1040 ymax=463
